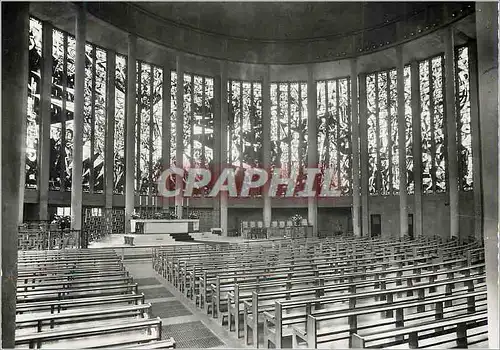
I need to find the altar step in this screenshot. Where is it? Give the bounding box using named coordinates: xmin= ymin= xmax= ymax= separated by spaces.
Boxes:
xmin=169 ymin=232 xmax=195 ymax=242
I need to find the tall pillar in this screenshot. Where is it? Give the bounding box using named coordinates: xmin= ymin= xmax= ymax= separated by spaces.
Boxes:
xmin=38 ymin=22 xmax=53 ymax=221
xmin=476 ymin=3 xmax=499 ymax=348
xmin=124 ymin=35 xmax=137 ymax=234
xmin=219 ymin=62 xmax=228 ymax=235
xmin=105 ymin=52 xmax=115 ymax=210
xmin=306 ymin=65 xmax=318 ymax=236
xmin=162 ymin=65 xmax=171 ymax=210
xmin=211 ymin=70 xmax=221 ymax=229
xmin=350 ymin=59 xmax=361 ymax=237
xmin=358 ymin=73 xmax=370 ymax=236
xmin=2 ymin=3 xmax=29 ymax=347
xmin=443 ymin=27 xmax=459 ymax=239
xmin=411 ymin=61 xmax=423 ymax=237
xmin=396 ymin=47 xmax=408 ymax=238
xmin=70 ymin=5 xmax=86 ymax=231
xmin=175 ymin=55 xmax=184 ymax=218
xmin=104 ymin=51 xmax=116 ymax=234
xmin=467 ymin=40 xmax=483 ymax=241
xmin=262 ymin=66 xmax=272 ymax=228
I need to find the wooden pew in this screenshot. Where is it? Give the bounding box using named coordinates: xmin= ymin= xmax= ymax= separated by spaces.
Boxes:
xmin=248 ymin=271 xmax=484 ymax=347
xmin=292 ymin=289 xmax=487 ymax=348
xmin=15 ymin=317 xmax=163 ymax=349
xmin=227 ymin=256 xmax=473 ymax=338
xmin=165 ymin=238 xmax=462 ymax=297
xmin=195 ymin=250 xmax=440 ymax=312
xmin=16 ymin=293 xmax=145 ymax=315
xmin=17 ymin=275 xmax=134 ymax=292
xmin=350 ymin=311 xmax=488 ymax=348
xmin=17 ymin=282 xmax=139 ymax=303
xmin=17 ymin=270 xmax=129 ymax=286
xmin=16 ymin=303 xmax=152 ymax=334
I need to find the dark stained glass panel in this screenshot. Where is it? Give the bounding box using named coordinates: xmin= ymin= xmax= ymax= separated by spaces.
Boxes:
xmin=26 ymin=18 xmax=42 ymax=189
xmin=114 ymin=55 xmax=126 ymax=194
xmin=456 ymin=47 xmax=473 ymax=191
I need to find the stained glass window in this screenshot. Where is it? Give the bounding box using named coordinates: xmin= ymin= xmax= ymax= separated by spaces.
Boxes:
xmin=270 ymin=82 xmax=308 ymax=173
xmin=93 ymin=48 xmax=107 ymax=193
xmin=49 ymin=29 xmax=65 ymax=191
xmin=228 ymin=80 xmax=263 ymax=168
xmin=134 ymin=63 xmax=164 ymax=195
xmin=81 ymin=43 xmax=107 ymax=193
xmin=170 ymin=71 xmax=178 ymax=166
xmin=26 ymin=18 xmax=42 ymax=189
xmin=82 ymin=43 xmax=93 ymax=193
xmin=151 ymin=67 xmax=163 ymax=195
xmin=114 ymin=55 xmax=126 ymax=194
xmin=419 ymin=55 xmax=446 ymax=194
xmin=317 ymin=77 xmax=352 ymax=196
xmin=365 ymin=70 xmax=399 ymax=196
xmin=47 ymin=26 xmax=107 ymax=194
xmin=404 ymin=66 xmax=414 ymax=194
xmin=455 ymin=46 xmax=473 ymax=191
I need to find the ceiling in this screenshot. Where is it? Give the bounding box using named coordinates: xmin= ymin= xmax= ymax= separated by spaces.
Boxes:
xmin=133 ymin=2 xmax=441 ymax=42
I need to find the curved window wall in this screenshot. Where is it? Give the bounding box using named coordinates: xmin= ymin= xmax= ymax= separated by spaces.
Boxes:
xmin=24 ymin=16 xmax=476 ymax=204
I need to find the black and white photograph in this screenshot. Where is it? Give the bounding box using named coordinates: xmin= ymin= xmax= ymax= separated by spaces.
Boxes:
xmin=1 ymin=1 xmax=498 ymax=349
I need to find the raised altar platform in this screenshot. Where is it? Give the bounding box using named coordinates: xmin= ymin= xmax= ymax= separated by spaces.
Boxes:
xmin=130 ymin=219 xmax=200 ymax=234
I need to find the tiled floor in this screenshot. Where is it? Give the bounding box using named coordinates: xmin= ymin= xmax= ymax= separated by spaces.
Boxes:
xmin=161 ymin=321 xmax=224 ymax=348
xmin=124 ymin=260 xmax=246 ymax=348
xmin=142 ymin=286 xmax=174 ymax=299
xmin=151 ymin=301 xmax=192 ymax=318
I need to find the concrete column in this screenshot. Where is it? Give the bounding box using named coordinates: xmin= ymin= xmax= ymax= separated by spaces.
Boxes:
xmin=396 ymin=47 xmax=408 ymax=238
xmin=467 ymin=40 xmax=483 ymax=241
xmin=350 ymin=59 xmax=361 ymax=237
xmin=162 ymin=65 xmax=171 ymax=210
xmin=2 ymin=3 xmax=29 ymax=347
xmin=175 ymin=55 xmax=184 ymax=218
xmin=411 ymin=61 xmax=423 ymax=238
xmin=124 ymin=35 xmax=137 ymax=234
xmin=219 ymin=62 xmax=228 ymax=235
xmin=443 ymin=27 xmax=460 ymax=239
xmin=262 ymin=66 xmax=272 ymax=228
xmin=358 ymin=73 xmax=370 ymax=236
xmin=212 ymin=69 xmax=222 ymax=230
xmin=103 ymin=51 xmax=115 ymax=234
xmin=105 ymin=52 xmax=116 ymax=210
xmin=306 ymin=65 xmax=318 ymax=236
xmin=70 ymin=5 xmax=86 ymax=230
xmin=38 ymin=23 xmax=53 ymax=221
xmin=476 ymin=3 xmax=499 ymax=348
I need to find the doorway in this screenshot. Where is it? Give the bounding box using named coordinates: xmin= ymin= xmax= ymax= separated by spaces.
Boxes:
xmin=370 ymin=214 xmax=381 ymax=238
xmin=408 ymin=214 xmax=414 ymax=239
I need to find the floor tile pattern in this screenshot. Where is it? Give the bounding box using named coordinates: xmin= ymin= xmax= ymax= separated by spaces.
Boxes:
xmin=151 ymin=301 xmax=192 ymax=318
xmin=161 ymin=321 xmax=224 ymax=348
xmin=142 ymin=286 xmax=173 ymax=299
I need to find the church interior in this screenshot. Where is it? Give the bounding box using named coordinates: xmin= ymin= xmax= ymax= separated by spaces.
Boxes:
xmin=1 ymin=1 xmax=499 ymax=349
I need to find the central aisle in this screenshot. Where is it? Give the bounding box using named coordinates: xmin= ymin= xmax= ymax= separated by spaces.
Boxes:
xmin=124 ymin=259 xmax=247 ymax=349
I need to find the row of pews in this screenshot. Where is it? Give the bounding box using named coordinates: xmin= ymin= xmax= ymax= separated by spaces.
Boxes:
xmin=16 ymin=248 xmax=176 ymax=349
xmin=152 ymin=235 xmax=488 ymax=349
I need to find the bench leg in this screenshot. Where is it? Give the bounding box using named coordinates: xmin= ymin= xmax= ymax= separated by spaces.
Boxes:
xmin=456 ymin=322 xmax=468 ymax=348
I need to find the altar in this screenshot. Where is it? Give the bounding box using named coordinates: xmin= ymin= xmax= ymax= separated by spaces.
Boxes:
xmin=130 ymin=219 xmax=200 ymax=234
